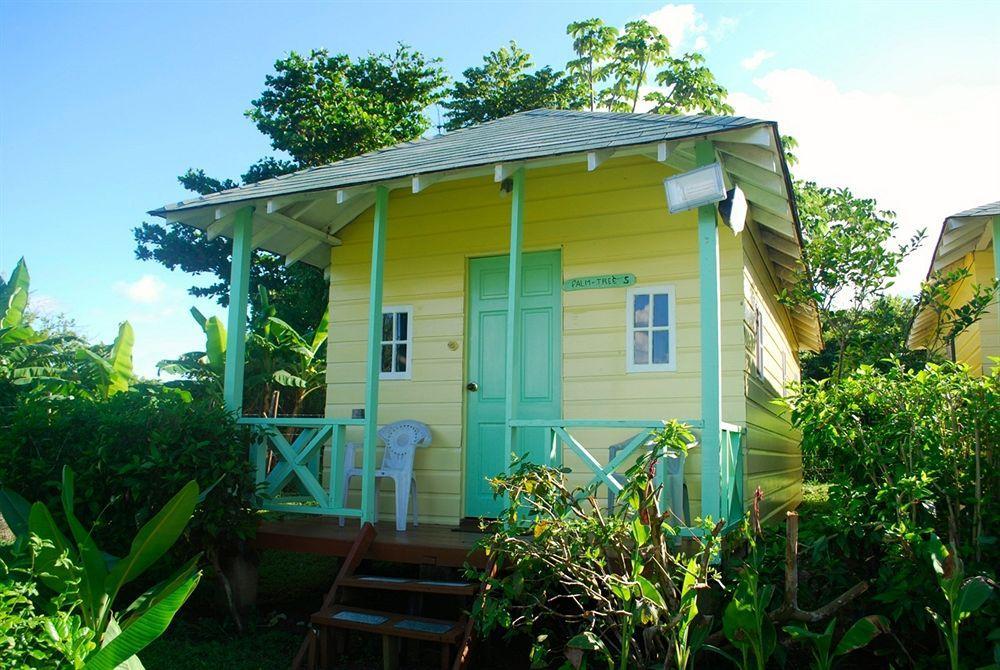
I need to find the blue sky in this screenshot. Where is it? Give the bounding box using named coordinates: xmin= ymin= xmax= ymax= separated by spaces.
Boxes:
xmin=2 ymin=1 xmax=998 ymax=376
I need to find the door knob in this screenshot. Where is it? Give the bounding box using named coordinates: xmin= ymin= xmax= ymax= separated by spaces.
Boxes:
xmin=466 ymin=381 xmax=479 ymax=392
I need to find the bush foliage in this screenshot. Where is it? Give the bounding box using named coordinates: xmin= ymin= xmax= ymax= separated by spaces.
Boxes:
xmin=0 ymin=392 xmax=257 ymax=566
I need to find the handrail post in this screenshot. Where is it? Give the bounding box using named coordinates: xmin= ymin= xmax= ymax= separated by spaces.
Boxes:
xmin=361 ymin=186 xmax=389 ymax=523
xmin=504 ymin=168 xmax=525 ymax=469
xmin=223 ymin=206 xmax=255 ymax=415
xmin=695 ymin=140 xmax=723 ymax=523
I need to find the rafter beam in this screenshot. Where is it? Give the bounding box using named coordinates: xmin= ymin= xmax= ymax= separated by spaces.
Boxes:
xmin=494 ymin=162 xmax=525 ymax=182
xmin=411 ymin=173 xmax=442 ymax=193
xmin=587 ymin=149 xmax=615 ymax=171
xmin=260 ymin=211 xmax=341 ymax=246
xmin=716 ymin=142 xmax=778 ymax=171
xmin=719 ymin=125 xmax=773 ymax=148
xmin=657 ymin=141 xmax=671 ymax=163
xmin=751 ymin=207 xmax=796 ymax=238
xmin=761 ymin=229 xmax=801 ymax=257
xmin=336 ymin=186 xmax=374 ymax=204
xmin=206 ymin=208 xmax=234 ymax=241
xmin=284 ymin=238 xmax=323 ymax=267
xmin=737 ymin=179 xmax=793 ymax=220
xmin=328 ymin=192 xmax=377 ymax=235
xmin=722 ymin=154 xmax=785 ymax=197
xmin=940 ymin=221 xmax=986 ymax=251
xmin=250 ymin=221 xmax=282 ymax=249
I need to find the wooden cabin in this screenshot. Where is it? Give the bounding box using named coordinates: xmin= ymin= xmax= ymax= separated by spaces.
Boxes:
xmin=908 ymin=202 xmax=1000 ymax=373
xmin=151 ymin=110 xmax=821 ymax=544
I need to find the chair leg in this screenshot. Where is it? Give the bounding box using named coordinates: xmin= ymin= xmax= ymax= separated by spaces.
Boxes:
xmin=410 ymin=476 xmax=419 ymax=527
xmin=394 ymin=475 xmax=411 ymax=531
xmin=339 ymin=475 xmax=353 ymax=527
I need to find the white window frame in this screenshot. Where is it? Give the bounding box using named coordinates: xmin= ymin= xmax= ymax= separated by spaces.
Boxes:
xmin=625 ymin=284 xmax=677 ymax=373
xmin=379 ymin=305 xmax=413 ymax=380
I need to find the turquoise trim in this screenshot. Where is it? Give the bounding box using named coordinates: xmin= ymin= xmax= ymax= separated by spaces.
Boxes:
xmin=695 ymin=140 xmax=723 ymax=523
xmin=503 ymin=167 xmax=526 ymax=464
xmin=223 ymin=206 xmax=254 ymax=415
xmin=361 ymin=186 xmax=389 ymax=523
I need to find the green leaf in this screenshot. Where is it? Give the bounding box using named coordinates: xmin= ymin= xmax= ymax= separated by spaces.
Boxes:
xmin=271 ymin=370 xmax=307 ymax=388
xmin=310 ymin=309 xmax=330 ymax=354
xmin=83 ymin=572 xmax=199 ymax=670
xmin=0 ymin=488 xmax=31 ymax=538
xmin=28 ymin=502 xmax=75 ymax=592
xmin=106 ymin=480 xmax=198 ymax=599
xmin=1 ymin=258 xmax=30 ymax=329
xmin=203 ymin=316 xmax=226 ymax=368
xmin=955 ymin=577 xmax=992 ymax=619
xmin=635 ymin=575 xmax=666 ymax=608
xmin=189 ymin=307 xmax=207 ymax=330
xmin=565 ymin=631 xmax=607 ymax=653
xmin=833 ymin=615 xmax=889 ymax=657
xmin=107 ymin=322 xmax=135 ymax=394
xmin=61 ymin=468 xmax=109 ymax=621
xmin=631 ymin=517 xmax=649 ymax=545
xmin=122 ymin=555 xmax=201 ymax=625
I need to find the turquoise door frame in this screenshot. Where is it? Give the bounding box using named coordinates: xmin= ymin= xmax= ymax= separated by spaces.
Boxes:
xmin=464 ymin=250 xmax=562 ymax=518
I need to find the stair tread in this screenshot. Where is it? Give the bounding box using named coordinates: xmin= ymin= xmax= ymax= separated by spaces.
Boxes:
xmin=312 ymin=605 xmax=464 ymax=643
xmin=339 ymin=574 xmax=477 ymax=595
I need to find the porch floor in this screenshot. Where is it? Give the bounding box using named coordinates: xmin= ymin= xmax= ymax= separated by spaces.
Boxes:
xmin=255 ymin=517 xmax=488 ymax=569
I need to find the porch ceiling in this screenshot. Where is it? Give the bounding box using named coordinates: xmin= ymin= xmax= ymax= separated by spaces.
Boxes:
xmin=908 ymin=201 xmax=1000 ymax=349
xmin=149 ymin=108 xmax=823 ymax=350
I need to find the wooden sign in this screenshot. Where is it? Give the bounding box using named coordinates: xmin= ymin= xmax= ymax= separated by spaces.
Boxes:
xmin=563 ymin=273 xmax=636 ymax=291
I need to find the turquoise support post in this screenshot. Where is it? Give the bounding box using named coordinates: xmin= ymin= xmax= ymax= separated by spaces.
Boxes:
xmin=504 ymin=168 xmax=526 ymax=465
xmin=361 ymin=186 xmax=389 ymax=523
xmin=695 ymin=140 xmax=722 ymax=523
xmin=223 ymin=206 xmax=255 ymax=415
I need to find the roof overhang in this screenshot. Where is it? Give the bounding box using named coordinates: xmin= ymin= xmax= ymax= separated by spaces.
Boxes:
xmin=908 ymin=201 xmax=1000 ymax=349
xmin=148 ymin=112 xmax=823 ymax=350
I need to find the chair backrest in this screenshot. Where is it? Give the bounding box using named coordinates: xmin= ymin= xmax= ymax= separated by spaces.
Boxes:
xmin=378 ymin=420 xmax=431 ymax=471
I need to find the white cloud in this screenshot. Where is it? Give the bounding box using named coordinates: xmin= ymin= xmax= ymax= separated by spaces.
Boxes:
xmin=114 ymin=275 xmax=168 ymax=304
xmin=741 ymin=49 xmax=775 ymax=71
xmin=728 ymin=69 xmax=1000 ymax=294
xmin=641 ymin=4 xmax=706 ymax=52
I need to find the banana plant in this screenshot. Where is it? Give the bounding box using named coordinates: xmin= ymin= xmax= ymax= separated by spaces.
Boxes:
xmin=1 ymin=256 xmax=31 ymax=337
xmin=157 ymin=307 xmax=227 ymax=396
xmin=0 ymin=468 xmax=201 ymax=669
xmin=925 ymin=537 xmax=994 ymax=670
xmin=74 ymin=321 xmax=136 ymax=398
xmin=784 ymin=615 xmax=889 ymax=670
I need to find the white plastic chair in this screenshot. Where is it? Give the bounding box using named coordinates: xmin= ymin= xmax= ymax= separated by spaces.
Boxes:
xmin=606 ymin=434 xmax=695 ymax=525
xmin=339 ymin=420 xmax=430 ymax=531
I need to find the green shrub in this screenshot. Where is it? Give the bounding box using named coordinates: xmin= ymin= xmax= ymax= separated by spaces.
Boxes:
xmin=0 ymin=392 xmax=257 ymax=570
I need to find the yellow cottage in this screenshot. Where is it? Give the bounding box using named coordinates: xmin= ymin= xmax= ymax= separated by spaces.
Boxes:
xmin=151 ymin=110 xmax=822 ymax=535
xmin=908 ymin=202 xmax=1000 ymax=374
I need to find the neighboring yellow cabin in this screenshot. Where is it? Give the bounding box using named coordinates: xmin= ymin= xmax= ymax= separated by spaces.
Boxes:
xmin=940 ymin=252 xmax=999 ymax=375
xmin=324 ymin=155 xmax=805 ymax=525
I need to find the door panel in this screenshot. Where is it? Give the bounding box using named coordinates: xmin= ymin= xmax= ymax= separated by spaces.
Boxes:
xmin=465 ymin=251 xmax=562 ymax=518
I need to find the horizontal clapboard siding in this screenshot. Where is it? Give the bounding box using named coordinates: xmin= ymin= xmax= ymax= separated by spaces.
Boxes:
xmin=326 ymin=156 xmax=752 ymax=525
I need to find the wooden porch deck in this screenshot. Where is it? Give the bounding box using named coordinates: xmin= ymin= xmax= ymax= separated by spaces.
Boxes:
xmin=255 ymin=518 xmax=488 ymax=569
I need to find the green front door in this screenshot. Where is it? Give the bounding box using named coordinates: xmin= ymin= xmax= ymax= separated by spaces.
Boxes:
xmin=465 ymin=250 xmax=562 ymax=518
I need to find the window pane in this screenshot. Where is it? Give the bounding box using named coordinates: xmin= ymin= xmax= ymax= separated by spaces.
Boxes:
xmin=381 ymin=344 xmax=393 ymax=373
xmin=653 ymin=293 xmax=669 ymax=327
xmin=652 ymin=330 xmax=669 ymax=364
xmin=633 ymin=331 xmax=649 ymax=365
xmin=382 ymin=313 xmax=393 ymax=342
xmin=633 ymin=294 xmax=650 ymax=328
xmin=396 ymin=344 xmax=408 ymax=373
xmin=396 ymin=312 xmax=408 ymax=341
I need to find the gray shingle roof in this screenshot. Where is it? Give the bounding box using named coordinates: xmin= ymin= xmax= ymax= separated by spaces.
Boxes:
xmin=949 ymin=201 xmax=1000 ymax=219
xmin=150 ymin=109 xmax=768 ymax=215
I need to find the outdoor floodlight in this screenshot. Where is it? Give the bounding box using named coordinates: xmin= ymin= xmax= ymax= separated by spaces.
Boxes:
xmin=719 ymin=186 xmax=748 ymax=234
xmin=663 ymin=162 xmax=726 ymax=214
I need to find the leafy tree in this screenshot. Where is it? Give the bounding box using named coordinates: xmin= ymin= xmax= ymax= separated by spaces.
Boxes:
xmin=246 ymin=46 xmax=447 ymax=166
xmin=914 ymin=266 xmax=999 ymax=360
xmin=135 ymin=45 xmax=447 ymax=331
xmin=645 ymin=52 xmax=733 ymax=115
xmin=781 ymin=182 xmax=925 ymax=380
xmin=443 ymin=42 xmax=584 ymax=130
xmin=566 ymin=18 xmax=618 ymax=111
xmin=600 ymin=20 xmax=670 ymax=113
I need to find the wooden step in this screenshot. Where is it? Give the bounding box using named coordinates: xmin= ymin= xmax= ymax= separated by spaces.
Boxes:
xmin=312 ymin=605 xmax=464 ymax=644
xmin=339 ymin=574 xmax=477 ymax=596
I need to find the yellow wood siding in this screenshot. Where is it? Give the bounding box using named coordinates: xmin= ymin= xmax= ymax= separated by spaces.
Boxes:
xmin=325 ymin=156 xmax=757 ymax=525
xmin=973 ymin=250 xmax=999 ymax=374
xmin=741 ymin=221 xmax=803 ymax=521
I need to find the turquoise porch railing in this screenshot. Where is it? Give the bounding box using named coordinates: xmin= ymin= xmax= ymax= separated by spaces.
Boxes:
xmin=239 ymin=417 xmax=365 ymax=517
xmin=508 ymin=418 xmax=746 ymax=533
